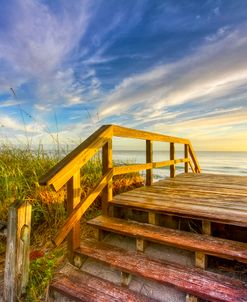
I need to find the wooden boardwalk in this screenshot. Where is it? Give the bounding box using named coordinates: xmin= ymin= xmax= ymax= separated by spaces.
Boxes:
xmin=111 ymin=173 xmax=247 ymax=227
xmin=38 ymin=125 xmax=247 ymax=302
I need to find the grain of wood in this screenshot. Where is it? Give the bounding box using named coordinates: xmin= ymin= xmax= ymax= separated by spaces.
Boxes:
xmin=76 ymin=239 xmax=247 ymax=302
xmin=51 ymin=264 xmax=155 ymax=301
xmin=88 ymin=215 xmax=247 ymax=263
xmin=4 ymin=200 xmax=31 ymax=302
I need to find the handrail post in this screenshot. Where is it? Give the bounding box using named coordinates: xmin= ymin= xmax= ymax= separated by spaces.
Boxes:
xmin=146 ymin=140 xmax=153 ymax=185
xmin=4 ymin=200 xmax=31 ymax=302
xmin=67 ymin=170 xmax=81 ymax=264
xmin=102 ymin=139 xmax=113 ymax=215
xmin=184 ymin=144 xmax=189 ymax=173
xmin=170 ymin=142 xmax=175 ymax=178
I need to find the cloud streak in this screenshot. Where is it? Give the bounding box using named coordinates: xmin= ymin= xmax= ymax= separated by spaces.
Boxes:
xmin=99 ymin=25 xmax=247 ymax=123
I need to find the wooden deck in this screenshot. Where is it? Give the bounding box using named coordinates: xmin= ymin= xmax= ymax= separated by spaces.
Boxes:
xmin=111 ymin=173 xmax=247 ymax=227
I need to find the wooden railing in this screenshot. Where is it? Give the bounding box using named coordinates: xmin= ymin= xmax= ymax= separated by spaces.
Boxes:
xmin=39 ymin=125 xmax=200 ymax=263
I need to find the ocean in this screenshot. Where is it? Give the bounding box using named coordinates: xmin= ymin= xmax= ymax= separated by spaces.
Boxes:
xmin=112 ymin=151 xmax=247 ymax=180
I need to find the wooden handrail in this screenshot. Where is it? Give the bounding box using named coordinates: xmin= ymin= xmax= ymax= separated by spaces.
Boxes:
xmin=113 ymin=158 xmax=190 ymax=176
xmin=39 ymin=124 xmax=201 ymax=257
xmin=113 ymin=125 xmax=190 ymax=144
xmin=39 ymin=125 xmax=113 ymax=191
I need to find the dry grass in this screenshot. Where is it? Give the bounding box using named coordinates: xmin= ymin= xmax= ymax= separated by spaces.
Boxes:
xmin=0 ymin=145 xmax=144 ymax=301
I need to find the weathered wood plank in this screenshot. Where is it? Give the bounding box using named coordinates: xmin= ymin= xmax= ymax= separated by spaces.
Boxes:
xmin=154 ymin=180 xmax=247 ymax=196
xmin=138 ymin=187 xmax=247 ymax=206
xmin=88 ymin=216 xmax=247 ymax=263
xmin=4 ymin=200 xmax=31 ymax=302
xmin=76 ymin=239 xmax=247 ymax=302
xmin=53 ymin=169 xmax=113 ymax=247
xmin=51 ymin=264 xmax=154 ymax=302
xmin=110 ymin=192 xmax=247 ymax=227
xmin=114 ymin=188 xmax=247 ymax=212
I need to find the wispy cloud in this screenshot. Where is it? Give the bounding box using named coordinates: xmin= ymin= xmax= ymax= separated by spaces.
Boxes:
xmin=0 ymin=99 xmax=24 ymax=108
xmin=0 ymin=0 xmax=92 ymax=106
xmin=99 ymin=25 xmax=247 ymax=122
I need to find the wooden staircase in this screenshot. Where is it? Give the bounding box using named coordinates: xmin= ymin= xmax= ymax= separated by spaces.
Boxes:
xmin=39 ymin=125 xmax=247 ymax=302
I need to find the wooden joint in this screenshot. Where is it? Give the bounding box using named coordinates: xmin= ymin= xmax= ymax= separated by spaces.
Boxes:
xmin=195 ymin=220 xmax=212 ymax=269
xmin=148 ymin=212 xmax=157 ymax=225
xmin=186 ymin=294 xmax=199 ymax=302
xmin=136 ymin=238 xmax=146 ymax=252
xmin=121 ymin=272 xmax=132 ymax=287
xmin=95 ymin=229 xmax=106 ymax=241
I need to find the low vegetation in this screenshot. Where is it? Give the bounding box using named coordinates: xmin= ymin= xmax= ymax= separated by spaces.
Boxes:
xmin=0 ymin=144 xmax=143 ymax=301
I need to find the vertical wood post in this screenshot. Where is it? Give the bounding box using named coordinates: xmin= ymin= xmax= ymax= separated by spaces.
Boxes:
xmin=188 ymin=220 xmax=212 ymax=302
xmin=195 ymin=220 xmax=211 ymax=268
xmin=67 ymin=170 xmax=81 ymax=264
xmin=146 ymin=140 xmax=153 ymax=186
xmin=170 ymin=142 xmax=175 ymax=178
xmin=102 ymin=139 xmax=113 ymax=215
xmin=184 ymin=144 xmax=189 ymax=173
xmin=4 ymin=200 xmax=31 ymax=302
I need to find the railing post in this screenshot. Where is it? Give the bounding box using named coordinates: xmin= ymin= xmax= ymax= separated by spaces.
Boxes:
xmin=4 ymin=200 xmax=31 ymax=302
xmin=146 ymin=140 xmax=153 ymax=186
xmin=102 ymin=139 xmax=113 ymax=215
xmin=170 ymin=142 xmax=175 ymax=178
xmin=67 ymin=170 xmax=81 ymax=264
xmin=184 ymin=144 xmax=189 ymax=173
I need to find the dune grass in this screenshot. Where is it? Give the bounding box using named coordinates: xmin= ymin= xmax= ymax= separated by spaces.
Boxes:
xmin=0 ymin=143 xmax=143 ymax=301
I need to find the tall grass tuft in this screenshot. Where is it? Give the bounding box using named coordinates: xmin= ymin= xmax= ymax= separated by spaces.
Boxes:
xmin=0 ymin=143 xmax=144 ymax=300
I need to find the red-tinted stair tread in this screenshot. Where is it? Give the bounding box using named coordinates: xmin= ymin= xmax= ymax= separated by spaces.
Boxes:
xmin=76 ymin=239 xmax=247 ymax=302
xmin=88 ymin=215 xmax=247 ymax=263
xmin=50 ymin=264 xmax=156 ymax=302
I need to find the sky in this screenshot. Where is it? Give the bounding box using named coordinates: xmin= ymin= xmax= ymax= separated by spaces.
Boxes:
xmin=0 ymin=0 xmax=247 ymax=151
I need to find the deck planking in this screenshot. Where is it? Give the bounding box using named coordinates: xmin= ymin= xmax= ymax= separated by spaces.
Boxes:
xmin=110 ymin=173 xmax=247 ymax=227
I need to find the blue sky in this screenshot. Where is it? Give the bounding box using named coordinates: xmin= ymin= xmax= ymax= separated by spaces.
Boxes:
xmin=0 ymin=0 xmax=247 ymax=150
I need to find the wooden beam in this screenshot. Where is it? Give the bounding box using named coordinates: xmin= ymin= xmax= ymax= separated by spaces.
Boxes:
xmin=53 ymin=169 xmax=113 ymax=247
xmin=170 ymin=142 xmax=175 ymax=178
xmin=146 ymin=140 xmax=153 ymax=186
xmin=67 ymin=171 xmax=81 ymax=264
xmin=102 ymin=139 xmax=113 ymax=215
xmin=113 ymin=158 xmax=190 ymax=176
xmin=188 ymin=143 xmax=201 ymax=173
xmin=113 ymin=125 xmax=190 ymax=144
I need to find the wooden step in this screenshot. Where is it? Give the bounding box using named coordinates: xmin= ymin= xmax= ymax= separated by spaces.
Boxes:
xmin=75 ymin=239 xmax=247 ymax=302
xmin=50 ymin=263 xmax=156 ymax=302
xmin=88 ymin=215 xmax=247 ymax=263
xmin=109 ymin=186 xmax=247 ymax=227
